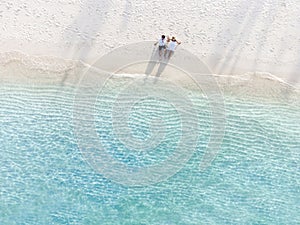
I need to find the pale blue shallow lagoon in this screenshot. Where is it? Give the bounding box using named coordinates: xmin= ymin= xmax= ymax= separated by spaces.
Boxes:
xmin=0 ymin=82 xmax=299 ymax=224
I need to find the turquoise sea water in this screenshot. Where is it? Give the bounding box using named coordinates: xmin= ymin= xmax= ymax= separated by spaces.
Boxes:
xmin=0 ymin=82 xmax=299 ymax=224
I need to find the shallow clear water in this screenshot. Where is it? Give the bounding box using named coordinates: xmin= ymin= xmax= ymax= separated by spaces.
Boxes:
xmin=0 ymin=83 xmax=299 ymax=224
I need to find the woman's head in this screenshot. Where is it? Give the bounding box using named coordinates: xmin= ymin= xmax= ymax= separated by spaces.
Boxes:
xmin=171 ymin=36 xmax=176 ymax=41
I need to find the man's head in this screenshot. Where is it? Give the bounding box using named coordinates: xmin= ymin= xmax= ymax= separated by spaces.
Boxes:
xmin=162 ymin=35 xmax=165 ymax=39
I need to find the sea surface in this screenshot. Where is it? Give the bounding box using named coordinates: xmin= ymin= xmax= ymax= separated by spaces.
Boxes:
xmin=0 ymin=72 xmax=299 ymax=224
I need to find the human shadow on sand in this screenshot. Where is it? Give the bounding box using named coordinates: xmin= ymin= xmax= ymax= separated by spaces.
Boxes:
xmin=144 ymin=47 xmax=170 ymax=83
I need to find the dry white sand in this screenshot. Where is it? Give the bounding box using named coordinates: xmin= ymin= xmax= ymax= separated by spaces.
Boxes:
xmin=0 ymin=0 xmax=300 ymax=88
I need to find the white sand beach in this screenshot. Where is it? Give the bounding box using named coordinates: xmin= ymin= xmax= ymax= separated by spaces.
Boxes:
xmin=0 ymin=0 xmax=299 ymax=89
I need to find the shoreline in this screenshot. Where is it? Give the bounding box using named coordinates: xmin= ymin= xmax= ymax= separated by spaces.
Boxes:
xmin=0 ymin=51 xmax=299 ymax=104
xmin=1 ymin=46 xmax=299 ymax=88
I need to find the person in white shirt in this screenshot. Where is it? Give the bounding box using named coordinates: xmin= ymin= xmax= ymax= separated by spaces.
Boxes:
xmin=164 ymin=36 xmax=181 ymax=59
xmin=154 ymin=35 xmax=167 ymax=57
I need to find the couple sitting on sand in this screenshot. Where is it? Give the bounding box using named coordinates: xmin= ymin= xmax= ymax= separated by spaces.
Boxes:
xmin=154 ymin=35 xmax=181 ymax=59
